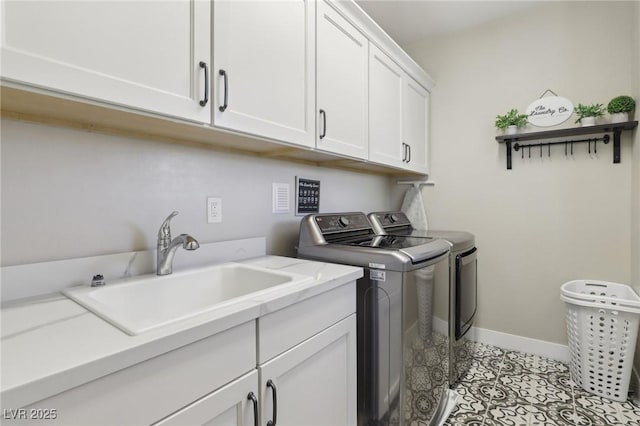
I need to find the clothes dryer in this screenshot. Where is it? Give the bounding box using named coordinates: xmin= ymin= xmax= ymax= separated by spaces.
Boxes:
xmin=368 ymin=211 xmax=477 ymax=388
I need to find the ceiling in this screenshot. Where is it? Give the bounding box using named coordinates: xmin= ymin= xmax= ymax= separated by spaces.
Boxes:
xmin=355 ymin=1 xmax=540 ymax=46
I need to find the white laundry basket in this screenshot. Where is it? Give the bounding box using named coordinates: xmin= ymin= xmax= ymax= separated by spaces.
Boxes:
xmin=560 ymin=280 xmax=640 ymax=402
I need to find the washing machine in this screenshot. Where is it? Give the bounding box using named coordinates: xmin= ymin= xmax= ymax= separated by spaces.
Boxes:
xmin=368 ymin=211 xmax=477 ymax=388
xmin=297 ymin=212 xmax=456 ymax=426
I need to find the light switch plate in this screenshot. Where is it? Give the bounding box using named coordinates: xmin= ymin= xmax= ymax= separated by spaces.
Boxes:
xmin=207 ymin=197 xmax=222 ymax=223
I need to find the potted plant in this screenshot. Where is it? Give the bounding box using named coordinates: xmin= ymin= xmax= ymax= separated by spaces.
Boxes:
xmin=574 ymin=103 xmax=604 ymax=126
xmin=607 ymin=95 xmax=635 ymax=123
xmin=495 ymin=109 xmax=529 ymax=135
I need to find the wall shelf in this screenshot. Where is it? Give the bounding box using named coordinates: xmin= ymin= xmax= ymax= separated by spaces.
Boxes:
xmin=495 ymin=121 xmax=638 ymax=170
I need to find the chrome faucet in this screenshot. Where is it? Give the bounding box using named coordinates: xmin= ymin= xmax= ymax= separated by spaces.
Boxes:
xmin=157 ymin=211 xmax=199 ymax=275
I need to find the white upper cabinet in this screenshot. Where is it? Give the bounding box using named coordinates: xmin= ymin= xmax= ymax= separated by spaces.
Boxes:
xmin=368 ymin=44 xmax=404 ymax=169
xmin=213 ymin=0 xmax=315 ymax=148
xmin=368 ymin=44 xmax=431 ymax=174
xmin=1 ymin=0 xmax=211 ymax=123
xmin=403 ymin=75 xmax=430 ymax=174
xmin=316 ymin=0 xmax=369 ymax=160
xmin=0 ymin=0 xmax=433 ymax=175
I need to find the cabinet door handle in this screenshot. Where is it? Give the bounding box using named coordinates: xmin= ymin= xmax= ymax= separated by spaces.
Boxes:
xmin=247 ymin=392 xmax=258 ymax=426
xmin=319 ymin=109 xmax=327 ymax=139
xmin=407 ymin=144 xmax=411 ymax=163
xmin=199 ymin=61 xmax=209 ymax=107
xmin=219 ymin=69 xmax=228 ymax=112
xmin=402 ymin=143 xmax=407 ymax=162
xmin=266 ymin=379 xmax=277 ymax=426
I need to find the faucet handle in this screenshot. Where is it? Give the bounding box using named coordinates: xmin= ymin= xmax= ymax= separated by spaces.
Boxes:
xmin=183 ymin=235 xmax=200 ymax=250
xmin=158 ymin=211 xmax=179 ymax=246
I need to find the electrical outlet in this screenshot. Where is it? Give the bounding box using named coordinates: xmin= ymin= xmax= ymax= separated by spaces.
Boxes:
xmin=207 ymin=197 xmax=222 ymax=223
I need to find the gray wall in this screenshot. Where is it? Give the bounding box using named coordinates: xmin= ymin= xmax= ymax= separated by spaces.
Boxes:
xmin=1 ymin=118 xmax=394 ymax=266
xmin=402 ymin=1 xmax=636 ymax=345
xmin=1 ymin=2 xmax=637 ymax=354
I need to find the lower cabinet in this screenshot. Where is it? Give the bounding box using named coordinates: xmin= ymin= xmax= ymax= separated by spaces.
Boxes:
xmin=19 ymin=321 xmax=257 ymax=426
xmin=10 ymin=283 xmax=356 ymax=426
xmin=154 ymin=371 xmax=259 ymax=426
xmin=156 ymin=314 xmax=357 ymax=426
xmin=259 ymin=315 xmax=357 ymax=426
xmin=158 ymin=283 xmax=357 ymax=426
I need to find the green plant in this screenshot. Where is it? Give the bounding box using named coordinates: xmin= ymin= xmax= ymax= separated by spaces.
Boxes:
xmin=607 ymin=95 xmax=635 ymax=114
xmin=574 ymin=103 xmax=605 ymax=123
xmin=495 ymin=109 xmax=528 ymax=129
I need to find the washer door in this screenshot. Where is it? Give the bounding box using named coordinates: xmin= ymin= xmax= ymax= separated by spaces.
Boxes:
xmin=357 ymin=270 xmax=401 ymax=425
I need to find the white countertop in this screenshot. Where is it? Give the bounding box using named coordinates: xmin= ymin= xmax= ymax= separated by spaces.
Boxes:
xmin=0 ymin=256 xmax=362 ymax=409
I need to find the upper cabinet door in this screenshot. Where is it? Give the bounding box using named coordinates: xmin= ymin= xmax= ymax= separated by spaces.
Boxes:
xmin=316 ymin=0 xmax=368 ymax=160
xmin=368 ymin=44 xmax=404 ymax=169
xmin=1 ymin=1 xmax=211 ymax=123
xmin=403 ymin=76 xmax=430 ymax=174
xmin=213 ymin=0 xmax=315 ymax=148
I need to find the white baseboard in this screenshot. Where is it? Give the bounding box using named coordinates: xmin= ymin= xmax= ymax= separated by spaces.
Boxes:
xmin=432 ymin=316 xmax=569 ymax=363
xmin=472 ymin=325 xmax=570 ymax=363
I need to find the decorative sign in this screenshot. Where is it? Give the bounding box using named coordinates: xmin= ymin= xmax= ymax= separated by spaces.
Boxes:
xmin=526 ymin=96 xmax=574 ymax=127
xmin=295 ymin=177 xmax=320 ymax=216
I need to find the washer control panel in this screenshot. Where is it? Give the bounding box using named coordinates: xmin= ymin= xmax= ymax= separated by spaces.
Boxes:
xmin=314 ymin=213 xmax=371 ymax=233
xmin=373 ymin=212 xmax=411 ymax=228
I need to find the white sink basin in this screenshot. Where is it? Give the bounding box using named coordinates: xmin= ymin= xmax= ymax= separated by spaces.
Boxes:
xmin=64 ymin=263 xmax=313 ymax=335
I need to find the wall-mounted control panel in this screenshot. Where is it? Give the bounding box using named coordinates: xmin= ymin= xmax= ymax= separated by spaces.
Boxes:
xmin=296 ymin=177 xmax=320 ymax=216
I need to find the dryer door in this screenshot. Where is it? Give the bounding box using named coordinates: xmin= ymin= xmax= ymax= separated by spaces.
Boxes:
xmin=455 ymin=247 xmax=478 ymax=340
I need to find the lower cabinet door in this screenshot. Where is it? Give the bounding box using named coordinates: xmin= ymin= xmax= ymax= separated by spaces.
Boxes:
xmin=259 ymin=314 xmax=357 ymax=426
xmin=154 ymin=370 xmax=259 ymax=426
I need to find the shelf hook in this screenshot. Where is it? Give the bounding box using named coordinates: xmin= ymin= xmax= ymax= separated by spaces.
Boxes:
xmin=539 ymin=89 xmax=559 ymax=98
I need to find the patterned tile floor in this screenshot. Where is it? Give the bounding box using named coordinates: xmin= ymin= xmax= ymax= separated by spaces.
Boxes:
xmin=444 ymin=343 xmax=640 ymax=426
